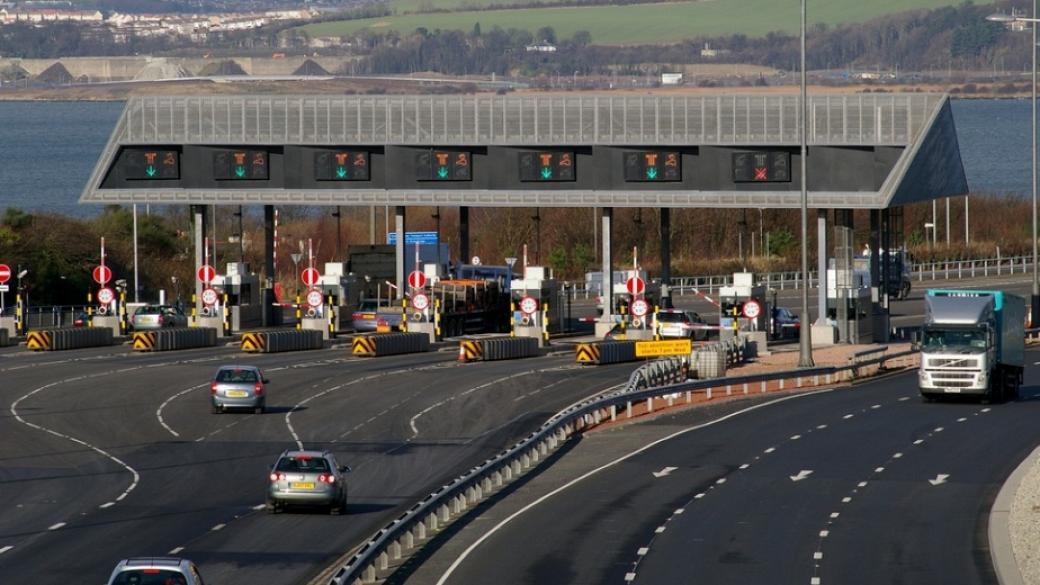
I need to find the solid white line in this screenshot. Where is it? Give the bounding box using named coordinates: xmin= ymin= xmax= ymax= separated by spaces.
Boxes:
xmin=48 ymin=522 xmax=65 ymax=531
xmin=168 ymin=547 xmax=184 ymax=555
xmin=0 ymin=545 xmax=13 ymax=554
xmin=156 ymin=383 xmax=207 ymax=437
xmin=432 ymin=390 xmax=832 ymax=585
xmin=11 ymin=380 xmax=141 ymax=508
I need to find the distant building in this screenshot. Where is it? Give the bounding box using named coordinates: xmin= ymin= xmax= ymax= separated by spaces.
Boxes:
xmin=661 ymin=73 xmax=683 ymax=86
xmin=1 ymin=7 xmax=102 ymax=24
xmin=525 ymin=42 xmax=557 ymax=53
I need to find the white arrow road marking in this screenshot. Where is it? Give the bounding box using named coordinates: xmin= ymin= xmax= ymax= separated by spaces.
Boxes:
xmin=652 ymin=466 xmax=678 ymax=478
xmin=790 ymin=470 xmax=814 ymax=482
xmin=929 ymin=474 xmax=950 ymax=486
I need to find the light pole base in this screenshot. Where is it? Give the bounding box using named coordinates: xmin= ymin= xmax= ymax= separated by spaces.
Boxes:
xmin=811 ymin=323 xmax=837 ymax=346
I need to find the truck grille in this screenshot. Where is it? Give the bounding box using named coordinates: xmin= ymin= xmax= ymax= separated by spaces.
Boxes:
xmin=934 ymin=380 xmax=974 ymax=388
xmin=931 ymin=372 xmax=975 ymax=380
xmin=927 ymin=357 xmax=979 ymax=369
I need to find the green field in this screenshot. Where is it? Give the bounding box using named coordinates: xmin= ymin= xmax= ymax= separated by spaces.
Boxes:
xmin=387 ymin=0 xmax=574 ymax=15
xmin=302 ymin=0 xmax=972 ymax=44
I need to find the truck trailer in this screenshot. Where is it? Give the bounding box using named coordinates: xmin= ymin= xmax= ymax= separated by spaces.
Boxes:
xmin=918 ymin=289 xmax=1024 ymax=402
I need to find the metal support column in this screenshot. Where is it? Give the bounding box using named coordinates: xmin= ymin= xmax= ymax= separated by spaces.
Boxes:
xmin=833 ymin=209 xmax=854 ymax=343
xmin=816 ymin=209 xmax=827 ymax=325
xmin=395 ymin=207 xmax=406 ymax=301
xmin=193 ymin=205 xmax=205 ymax=319
xmin=263 ymin=205 xmax=276 ymax=326
xmin=598 ymin=208 xmax=613 ymax=336
xmin=660 ymin=207 xmax=672 ymax=309
xmin=459 ymin=206 xmax=470 ymax=267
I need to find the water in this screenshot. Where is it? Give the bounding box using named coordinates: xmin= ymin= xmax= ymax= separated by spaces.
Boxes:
xmin=0 ymin=98 xmax=1033 ymax=217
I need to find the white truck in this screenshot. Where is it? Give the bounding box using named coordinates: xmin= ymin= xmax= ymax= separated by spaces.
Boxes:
xmin=918 ymin=289 xmax=1024 ymax=402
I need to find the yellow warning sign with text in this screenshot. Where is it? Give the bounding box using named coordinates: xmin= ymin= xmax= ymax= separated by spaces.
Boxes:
xmin=635 ymin=339 xmax=692 ymax=358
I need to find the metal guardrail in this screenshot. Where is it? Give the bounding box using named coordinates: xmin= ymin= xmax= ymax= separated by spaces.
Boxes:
xmin=325 ymin=347 xmax=918 ymax=585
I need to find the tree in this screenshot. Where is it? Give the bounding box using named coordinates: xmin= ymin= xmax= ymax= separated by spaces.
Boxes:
xmin=535 ymin=26 xmax=557 ymax=44
xmin=571 ymin=30 xmax=592 ymax=47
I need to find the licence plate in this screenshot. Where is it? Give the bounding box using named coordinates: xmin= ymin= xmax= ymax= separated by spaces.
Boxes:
xmin=290 ymin=482 xmax=315 ymax=490
xmin=225 ymin=390 xmax=248 ymax=397
xmin=943 ymin=388 xmax=962 ymax=394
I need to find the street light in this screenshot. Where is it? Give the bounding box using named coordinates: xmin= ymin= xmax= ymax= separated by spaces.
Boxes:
xmin=798 ymin=0 xmax=814 ymax=367
xmin=987 ymin=7 xmax=1040 ymax=324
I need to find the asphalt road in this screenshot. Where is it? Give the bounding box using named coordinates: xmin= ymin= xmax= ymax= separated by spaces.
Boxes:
xmin=0 ymin=342 xmax=635 ymax=584
xmin=431 ymin=353 xmax=1040 ymax=585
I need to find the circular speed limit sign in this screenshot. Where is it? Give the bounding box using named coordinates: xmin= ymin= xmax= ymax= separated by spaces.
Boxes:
xmin=412 ymin=293 xmax=430 ymax=311
xmin=519 ymin=296 xmax=539 ymax=315
xmin=201 ymin=287 xmax=219 ymax=307
xmin=630 ymin=298 xmax=649 ymax=317
xmin=306 ymin=289 xmax=324 ymax=308
xmin=97 ymin=287 xmax=115 ymax=305
xmin=742 ymin=300 xmax=762 ymax=319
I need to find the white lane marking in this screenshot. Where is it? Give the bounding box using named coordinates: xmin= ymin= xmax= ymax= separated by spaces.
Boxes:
xmin=674 ymin=508 xmax=685 ymax=515
xmin=817 ymin=424 xmax=828 ymax=429
xmin=764 ymin=447 xmax=776 ymax=454
xmin=715 ymin=478 xmax=726 ymax=485
xmin=211 ymin=523 xmax=225 ymax=531
xmin=814 ymin=552 xmax=823 ymax=560
xmin=694 ymin=493 xmax=705 ymax=499
xmin=652 ymin=467 xmax=678 ymax=478
xmin=893 ymin=453 xmax=903 ymax=459
xmin=168 ymin=547 xmax=184 ymax=555
xmin=843 ymin=414 xmax=854 ymax=419
xmin=811 ymin=578 xmax=821 ymax=585
xmin=156 ymin=383 xmax=208 ymax=437
xmin=409 ymin=368 xmax=572 ymax=438
xmin=432 ymin=390 xmax=833 ymax=585
xmin=957 ymin=417 xmax=967 ymax=423
xmin=48 ymin=522 xmax=66 ymax=531
xmin=875 ymin=467 xmax=885 ymax=473
xmin=819 ymin=530 xmax=830 ymax=538
xmin=830 ymin=512 xmax=840 ymax=519
xmin=790 ymin=434 xmax=802 ymax=440
xmin=934 ymin=427 xmax=944 ymax=433
xmin=654 ymin=525 xmax=666 ymax=534
xmin=929 ymin=474 xmax=950 ymax=486
xmin=898 ymin=396 xmax=911 ymax=401
xmin=841 ymin=497 xmax=852 ymax=503
xmin=857 ymin=481 xmax=868 ymax=488
xmin=913 ymin=439 xmax=924 ymax=445
xmin=739 ymin=463 xmax=750 ymax=470
xmin=637 ymin=547 xmax=649 ymax=556
xmin=252 ymin=504 xmax=266 ymax=511
xmin=790 ymin=470 xmax=814 ymax=482
xmin=11 ymin=379 xmax=141 ymax=509
xmin=982 ymin=408 xmax=992 ymax=413
xmin=871 ymin=404 xmax=881 ymax=409
xmin=625 ymin=573 xmax=637 ymax=582
xmin=99 ymin=502 xmax=115 ymax=509
xmin=0 ymin=546 xmax=12 ymax=554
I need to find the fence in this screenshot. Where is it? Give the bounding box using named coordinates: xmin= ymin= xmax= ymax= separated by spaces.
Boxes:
xmin=323 ymin=347 xmax=916 ymax=585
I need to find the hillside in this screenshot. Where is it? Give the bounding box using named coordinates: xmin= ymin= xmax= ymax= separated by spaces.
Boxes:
xmin=302 ymin=0 xmax=977 ymax=45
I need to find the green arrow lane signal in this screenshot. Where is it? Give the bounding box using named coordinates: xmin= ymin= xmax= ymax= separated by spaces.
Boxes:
xmin=336 ymin=167 xmax=347 ymax=179
xmin=146 ymin=166 xmax=157 ymax=177
xmin=437 ymin=166 xmax=449 ymax=179
xmin=646 ymin=167 xmax=658 ymax=180
xmin=235 ymin=166 xmax=246 ymax=178
xmin=541 ymin=167 xmax=552 ymax=179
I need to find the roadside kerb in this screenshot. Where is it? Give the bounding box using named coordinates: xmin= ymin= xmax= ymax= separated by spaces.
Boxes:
xmin=323 ymin=347 xmax=918 ymax=585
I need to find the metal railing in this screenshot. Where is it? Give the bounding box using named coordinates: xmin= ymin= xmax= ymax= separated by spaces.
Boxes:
xmin=324 ymin=347 xmax=917 ymax=585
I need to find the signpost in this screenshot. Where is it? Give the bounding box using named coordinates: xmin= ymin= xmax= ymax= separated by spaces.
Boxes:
xmin=301 ymin=267 xmax=321 ymax=287
xmin=742 ymin=300 xmax=762 ymax=319
xmin=519 ymin=296 xmax=539 ymax=315
xmin=412 ymin=292 xmax=430 ymax=312
xmin=408 ymin=270 xmax=427 ymax=290
xmin=306 ymin=288 xmax=324 ymax=309
xmin=201 ymin=287 xmax=219 ymax=307
xmin=97 ymin=287 xmax=115 ymax=306
xmin=197 ymin=264 xmax=216 ymax=284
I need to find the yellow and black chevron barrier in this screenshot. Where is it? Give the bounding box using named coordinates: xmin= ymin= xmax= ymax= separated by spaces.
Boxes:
xmin=26 ymin=330 xmax=52 ymax=351
xmin=352 ymin=333 xmax=430 ymax=357
xmin=241 ymin=332 xmax=266 ymax=352
xmin=576 ymin=341 xmax=638 ymax=365
xmin=458 ymin=339 xmax=483 ymax=362
xmin=132 ymin=331 xmax=157 ymax=351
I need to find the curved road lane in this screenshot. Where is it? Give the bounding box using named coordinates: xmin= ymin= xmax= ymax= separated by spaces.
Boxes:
xmin=0 ymin=343 xmax=634 ymax=584
xmin=430 ymin=356 xmax=1040 ymax=585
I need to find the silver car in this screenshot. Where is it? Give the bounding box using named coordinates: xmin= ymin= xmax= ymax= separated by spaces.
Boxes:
xmin=267 ymin=449 xmax=349 ymax=514
xmin=106 ymin=557 xmax=206 ymax=585
xmin=210 ymin=365 xmax=267 ymax=414
xmin=132 ymin=305 xmax=189 ymax=330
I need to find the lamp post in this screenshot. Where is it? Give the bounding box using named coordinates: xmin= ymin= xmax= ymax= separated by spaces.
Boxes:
xmin=798 ymin=0 xmax=814 ymax=367
xmin=988 ymin=6 xmax=1040 ymax=324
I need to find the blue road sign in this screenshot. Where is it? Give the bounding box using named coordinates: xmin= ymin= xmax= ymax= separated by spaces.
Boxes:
xmin=387 ymin=231 xmax=440 ymax=245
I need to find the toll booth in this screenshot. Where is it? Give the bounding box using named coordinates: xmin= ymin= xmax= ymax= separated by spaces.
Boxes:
xmin=718 ymin=272 xmax=769 ymax=338
xmin=313 ymin=262 xmax=357 ymax=336
xmin=826 ymin=260 xmax=874 ymax=343
xmin=510 ymin=266 xmax=563 ymax=346
xmin=211 ymin=263 xmax=261 ymax=332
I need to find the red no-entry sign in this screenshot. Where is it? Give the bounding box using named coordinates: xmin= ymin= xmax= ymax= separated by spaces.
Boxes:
xmin=197 ymin=264 xmax=216 ymax=283
xmin=301 ymin=267 xmax=321 ymax=287
xmin=0 ymin=264 xmax=10 ymax=284
xmin=93 ymin=265 xmax=112 ymax=285
xmin=408 ymin=270 xmax=427 ymax=289
xmin=626 ymin=276 xmax=645 ymax=296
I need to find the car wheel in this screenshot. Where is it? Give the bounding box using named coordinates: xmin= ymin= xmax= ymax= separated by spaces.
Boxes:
xmin=254 ymin=401 xmax=265 ymax=415
xmin=266 ymin=500 xmax=281 ymax=514
xmin=330 ymin=490 xmax=347 ymax=515
xmin=211 ymin=403 xmax=221 ymax=414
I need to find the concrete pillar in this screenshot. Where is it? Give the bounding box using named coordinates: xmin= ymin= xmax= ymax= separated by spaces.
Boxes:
xmin=833 ymin=209 xmax=854 ymax=343
xmin=597 ymin=208 xmax=614 ymax=337
xmin=816 ymin=209 xmax=827 ymax=324
xmin=660 ymin=207 xmax=672 ymax=308
xmin=459 ymin=206 xmax=470 ymax=267
xmin=193 ymin=205 xmax=205 ymax=319
xmin=263 ymin=205 xmax=276 ymax=326
xmin=395 ymin=207 xmax=406 ymax=301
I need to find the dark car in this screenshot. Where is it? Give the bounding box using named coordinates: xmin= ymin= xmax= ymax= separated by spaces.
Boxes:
xmin=73 ymin=312 xmax=89 ymax=327
xmin=771 ymin=306 xmax=800 ymax=339
xmin=603 ymin=322 xmax=627 ymax=340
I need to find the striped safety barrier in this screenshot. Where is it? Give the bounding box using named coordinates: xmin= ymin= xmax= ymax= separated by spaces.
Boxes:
xmin=352 ymin=332 xmax=430 ymax=357
xmin=132 ymin=328 xmax=218 ymax=352
xmin=26 ymin=327 xmax=113 ymax=351
xmin=458 ymin=337 xmax=539 ymax=362
xmin=458 ymin=339 xmax=483 ymax=362
xmin=575 ymin=341 xmax=638 ymax=365
xmin=241 ymin=330 xmax=324 ymax=353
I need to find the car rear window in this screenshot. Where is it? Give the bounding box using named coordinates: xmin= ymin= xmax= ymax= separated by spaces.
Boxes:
xmin=276 ymin=456 xmax=331 ymax=473
xmin=657 ymin=313 xmax=689 ymax=323
xmin=112 ymin=570 xmax=188 ymax=585
xmin=135 ymin=306 xmax=162 ymax=315
xmin=357 ymin=300 xmax=379 ymax=311
xmin=215 ymin=368 xmax=258 ymax=383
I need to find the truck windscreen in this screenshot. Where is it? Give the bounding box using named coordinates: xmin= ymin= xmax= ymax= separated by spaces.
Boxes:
xmin=922 ymin=328 xmax=987 ymax=351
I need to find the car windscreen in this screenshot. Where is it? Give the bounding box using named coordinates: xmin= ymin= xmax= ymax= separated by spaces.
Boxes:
xmin=276 ymin=456 xmax=331 ymax=473
xmin=215 ymin=368 xmax=258 ymax=383
xmin=111 ymin=570 xmax=188 ymax=585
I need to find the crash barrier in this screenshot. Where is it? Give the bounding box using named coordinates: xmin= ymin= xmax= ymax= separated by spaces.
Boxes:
xmin=26 ymin=327 xmax=113 ymax=351
xmin=352 ymin=333 xmax=430 ymax=357
xmin=131 ymin=328 xmax=217 ymax=352
xmin=324 ymin=347 xmax=919 ymax=585
xmin=459 ymin=337 xmax=539 ymax=362
xmin=241 ymin=330 xmax=324 ymax=353
xmin=575 ymin=341 xmax=637 ymax=365
xmin=691 ymin=336 xmax=748 ymax=379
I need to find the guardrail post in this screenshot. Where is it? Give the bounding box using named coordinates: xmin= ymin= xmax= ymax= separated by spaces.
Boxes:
xmin=377 ymin=551 xmax=389 ymax=571
xmin=512 ymin=460 xmax=522 ymax=476
xmin=530 ymin=448 xmax=540 ymax=464
xmin=439 ymin=504 xmax=450 ymax=523
xmin=403 ymin=531 xmax=415 ymax=550
xmin=539 ymin=440 xmax=549 ymax=456
xmin=610 ymin=404 xmax=617 ymax=421
xmin=363 ymin=564 xmax=377 ymax=582
xmin=646 ymin=396 xmax=653 ymax=413
xmin=626 ymin=401 xmax=633 ymax=418
xmin=493 ymin=470 xmax=504 ymax=487
xmin=390 ymin=541 xmax=402 ymax=561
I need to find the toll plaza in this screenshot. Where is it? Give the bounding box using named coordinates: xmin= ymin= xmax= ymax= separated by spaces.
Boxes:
xmin=81 ymin=93 xmax=967 ymax=342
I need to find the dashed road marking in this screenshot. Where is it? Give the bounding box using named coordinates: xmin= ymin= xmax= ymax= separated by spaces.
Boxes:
xmin=654 ymin=525 xmax=666 ymax=533
xmin=99 ymin=502 xmax=114 ymax=509
xmin=982 ymin=408 xmax=992 ymax=413
xmin=211 ymin=523 xmax=225 ymax=531
xmin=957 ymin=417 xmax=967 ymax=423
xmin=841 ymin=497 xmax=852 ymax=503
xmin=814 ymin=552 xmax=823 ymax=560
xmin=934 ymin=427 xmax=944 ymax=433
xmin=871 ymin=404 xmax=881 ymax=409
xmin=48 ymin=522 xmax=65 ymax=531
xmin=875 ymin=467 xmax=885 ymax=473
xmin=674 ymin=508 xmax=684 ymax=515
xmin=898 ymin=396 xmax=911 ymax=401
xmin=694 ymin=493 xmax=705 ymax=499
xmin=252 ymin=504 xmax=266 ymax=511
xmin=857 ymin=482 xmax=868 ymax=488
xmin=625 ymin=573 xmax=637 ymax=582
xmin=830 ymin=512 xmax=840 ymax=519
xmin=790 ymin=434 xmax=802 ymax=440
xmin=739 ymin=463 xmax=750 ymax=470
xmin=637 ymin=547 xmax=649 ymax=556
xmin=715 ymin=478 xmax=726 ymax=485
xmin=843 ymin=414 xmax=854 ymax=419
xmin=913 ymin=439 xmax=924 ymax=445
xmin=820 ymin=530 xmax=829 ymax=537
xmin=0 ymin=546 xmax=13 ymax=554
xmin=893 ymin=452 xmax=903 ymax=459
xmin=168 ymin=547 xmax=184 ymax=555
xmin=764 ymin=447 xmax=776 ymax=454
xmin=816 ymin=424 xmax=828 ymax=429
xmin=811 ymin=578 xmax=821 ymax=585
